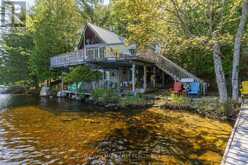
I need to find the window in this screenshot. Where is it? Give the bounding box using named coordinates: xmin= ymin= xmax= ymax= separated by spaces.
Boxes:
xmin=129 ymin=49 xmax=136 ymax=55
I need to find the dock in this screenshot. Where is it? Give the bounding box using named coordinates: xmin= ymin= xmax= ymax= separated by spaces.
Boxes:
xmin=221 ymin=102 xmax=248 ymax=165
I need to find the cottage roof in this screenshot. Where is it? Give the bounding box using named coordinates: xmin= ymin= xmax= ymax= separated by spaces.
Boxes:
xmin=86 ymin=23 xmax=124 ymax=45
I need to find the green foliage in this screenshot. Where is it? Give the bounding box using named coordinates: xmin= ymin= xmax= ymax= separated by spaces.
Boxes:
xmin=64 ymin=66 xmax=102 ymax=84
xmin=0 ymin=31 xmax=34 ymax=85
xmin=119 ymin=94 xmax=147 ymax=106
xmin=170 ymin=94 xmax=191 ymax=105
xmin=91 ymin=88 xmax=119 ymax=103
xmin=1 ymin=0 xmax=248 ymax=95
xmin=31 ymin=0 xmax=82 ymax=81
xmin=112 ymin=0 xmax=166 ymax=48
xmin=91 ymin=89 xmax=148 ymax=105
xmin=77 ymin=0 xmax=113 ymax=28
xmin=112 ymin=0 xmax=248 ymax=91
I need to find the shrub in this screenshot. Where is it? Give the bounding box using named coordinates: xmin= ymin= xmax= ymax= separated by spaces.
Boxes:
xmin=91 ymin=88 xmax=119 ymax=103
xmin=65 ymin=66 xmax=102 ymax=84
xmin=170 ymin=93 xmax=191 ymax=104
xmin=120 ymin=94 xmax=147 ymax=106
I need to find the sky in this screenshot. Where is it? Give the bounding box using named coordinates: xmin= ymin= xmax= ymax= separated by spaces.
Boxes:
xmin=27 ymin=0 xmax=35 ymax=9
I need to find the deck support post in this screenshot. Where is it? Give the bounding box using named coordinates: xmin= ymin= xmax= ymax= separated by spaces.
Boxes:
xmin=132 ymin=64 xmax=136 ymax=94
xmin=153 ymin=67 xmax=156 ymax=88
xmin=162 ymin=72 xmax=165 ymax=88
xmin=143 ymin=65 xmax=147 ymax=92
xmin=117 ymin=68 xmax=121 ymax=93
xmin=97 ymin=47 xmax=100 ymax=59
xmin=61 ymin=72 xmax=64 ymax=91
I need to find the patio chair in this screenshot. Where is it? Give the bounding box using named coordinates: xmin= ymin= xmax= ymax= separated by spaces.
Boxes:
xmin=240 ymin=81 xmax=248 ymax=98
xmin=187 ymin=82 xmax=201 ymax=96
xmin=171 ymin=82 xmax=184 ymax=94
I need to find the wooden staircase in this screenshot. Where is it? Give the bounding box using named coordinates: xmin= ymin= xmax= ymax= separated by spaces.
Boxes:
xmin=138 ymin=51 xmax=207 ymax=94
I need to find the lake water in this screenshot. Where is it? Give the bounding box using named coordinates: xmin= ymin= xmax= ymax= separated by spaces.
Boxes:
xmin=0 ymin=94 xmax=232 ymax=164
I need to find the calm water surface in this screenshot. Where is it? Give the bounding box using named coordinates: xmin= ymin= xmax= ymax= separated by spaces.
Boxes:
xmin=0 ymin=94 xmax=232 ymax=165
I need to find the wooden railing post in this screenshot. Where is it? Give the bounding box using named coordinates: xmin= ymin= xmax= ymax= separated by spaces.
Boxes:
xmin=143 ymin=65 xmax=147 ymax=92
xmin=132 ymin=63 xmax=136 ymax=94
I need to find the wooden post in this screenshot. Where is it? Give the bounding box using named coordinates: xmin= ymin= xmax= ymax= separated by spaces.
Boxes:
xmin=143 ymin=65 xmax=147 ymax=92
xmin=153 ymin=67 xmax=156 ymax=88
xmin=162 ymin=72 xmax=165 ymax=88
xmin=117 ymin=68 xmax=121 ymax=92
xmin=84 ymin=35 xmax=86 ymax=60
xmin=97 ymin=47 xmax=100 ymax=59
xmin=132 ymin=64 xmax=136 ymax=93
xmin=61 ymin=72 xmax=64 ymax=91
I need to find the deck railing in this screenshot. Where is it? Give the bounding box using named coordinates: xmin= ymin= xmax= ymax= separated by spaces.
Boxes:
xmin=50 ymin=49 xmax=85 ymax=68
xmin=50 ymin=47 xmax=135 ymax=68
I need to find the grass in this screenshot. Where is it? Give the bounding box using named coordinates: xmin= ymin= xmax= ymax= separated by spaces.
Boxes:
xmin=119 ymin=95 xmax=148 ymax=106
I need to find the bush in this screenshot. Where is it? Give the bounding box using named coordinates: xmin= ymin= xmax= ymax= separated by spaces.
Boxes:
xmin=120 ymin=94 xmax=147 ymax=106
xmin=170 ymin=93 xmax=191 ymax=104
xmin=91 ymin=88 xmax=119 ymax=103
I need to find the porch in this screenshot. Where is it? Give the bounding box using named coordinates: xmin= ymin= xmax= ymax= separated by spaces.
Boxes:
xmin=61 ymin=63 xmax=172 ymax=95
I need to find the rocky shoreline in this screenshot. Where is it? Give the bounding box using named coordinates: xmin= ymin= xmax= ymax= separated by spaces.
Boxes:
xmin=62 ymin=95 xmax=239 ymax=122
xmin=84 ymin=97 xmax=239 ymax=122
xmin=2 ymin=87 xmax=238 ymax=122
xmin=83 ymin=99 xmax=154 ymax=111
xmin=0 ymin=86 xmax=39 ymax=95
xmin=157 ymin=98 xmax=240 ymax=122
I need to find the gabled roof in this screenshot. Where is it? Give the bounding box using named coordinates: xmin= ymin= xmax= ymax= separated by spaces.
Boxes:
xmin=86 ymin=23 xmax=124 ymax=45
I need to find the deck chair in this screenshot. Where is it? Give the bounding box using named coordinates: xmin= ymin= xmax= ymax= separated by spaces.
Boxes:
xmin=171 ymin=82 xmax=184 ymax=94
xmin=187 ymin=82 xmax=201 ymax=96
xmin=68 ymin=83 xmax=78 ymax=93
xmin=241 ymin=81 xmax=248 ymax=97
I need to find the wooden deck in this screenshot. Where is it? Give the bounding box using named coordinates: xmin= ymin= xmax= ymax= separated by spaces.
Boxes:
xmin=221 ymin=101 xmax=248 ymax=165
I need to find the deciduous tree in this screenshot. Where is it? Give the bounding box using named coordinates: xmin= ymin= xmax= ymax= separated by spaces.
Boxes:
xmin=232 ymin=0 xmax=248 ymax=101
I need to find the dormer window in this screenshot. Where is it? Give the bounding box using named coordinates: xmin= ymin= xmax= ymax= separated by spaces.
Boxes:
xmin=129 ymin=49 xmax=136 ymax=55
xmin=153 ymin=43 xmax=161 ymax=54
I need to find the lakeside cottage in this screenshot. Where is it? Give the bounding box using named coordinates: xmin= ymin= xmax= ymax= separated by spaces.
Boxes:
xmin=50 ymin=23 xmax=206 ymax=95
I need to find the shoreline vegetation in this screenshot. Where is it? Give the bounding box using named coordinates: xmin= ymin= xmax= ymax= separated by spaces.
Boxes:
xmin=0 ymin=86 xmax=239 ymax=123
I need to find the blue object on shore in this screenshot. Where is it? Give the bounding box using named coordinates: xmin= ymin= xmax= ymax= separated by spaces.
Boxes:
xmin=187 ymin=82 xmax=201 ymax=96
xmin=68 ymin=83 xmax=78 ymax=93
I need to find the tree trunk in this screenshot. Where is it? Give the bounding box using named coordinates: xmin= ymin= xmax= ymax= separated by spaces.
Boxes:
xmin=213 ymin=38 xmax=228 ymax=103
xmin=232 ymin=0 xmax=248 ymax=101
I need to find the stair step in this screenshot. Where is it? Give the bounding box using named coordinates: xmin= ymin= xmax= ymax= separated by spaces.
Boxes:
xmin=151 ymin=53 xmax=204 ymax=84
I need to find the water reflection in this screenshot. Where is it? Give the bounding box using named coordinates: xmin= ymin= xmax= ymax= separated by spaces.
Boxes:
xmin=0 ymin=94 xmax=232 ymax=164
xmin=0 ymin=94 xmax=38 ymax=111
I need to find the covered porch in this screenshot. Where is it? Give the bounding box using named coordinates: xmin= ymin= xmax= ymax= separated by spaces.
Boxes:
xmin=59 ymin=61 xmax=173 ymax=95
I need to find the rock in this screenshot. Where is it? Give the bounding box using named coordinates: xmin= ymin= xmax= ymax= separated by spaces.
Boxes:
xmin=88 ymin=157 xmax=105 ymax=165
xmin=98 ymin=141 xmax=111 ymax=149
xmin=89 ymin=159 xmax=105 ymax=165
xmin=117 ymin=145 xmax=126 ymax=151
xmin=117 ymin=140 xmax=124 ymax=145
xmin=110 ymin=153 xmax=122 ymax=163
